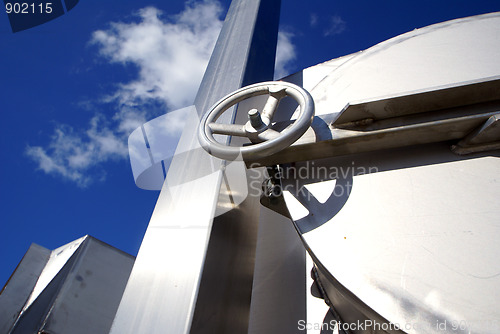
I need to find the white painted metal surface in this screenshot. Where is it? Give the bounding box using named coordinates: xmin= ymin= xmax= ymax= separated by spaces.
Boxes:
xmin=280 ymin=12 xmax=500 ymax=334
xmin=311 ymin=12 xmax=500 ymax=119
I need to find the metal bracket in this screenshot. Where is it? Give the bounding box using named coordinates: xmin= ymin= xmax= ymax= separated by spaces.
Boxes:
xmin=259 ymin=166 xmax=291 ymax=218
xmin=247 ymin=78 xmax=500 ymax=168
xmin=451 ymin=114 xmax=500 ymax=155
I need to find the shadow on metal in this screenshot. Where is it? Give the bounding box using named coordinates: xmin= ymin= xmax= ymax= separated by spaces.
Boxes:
xmin=281 ymin=141 xmax=500 ymax=234
xmin=286 ymin=171 xmax=352 ymax=234
xmin=282 ymin=142 xmax=500 ymax=334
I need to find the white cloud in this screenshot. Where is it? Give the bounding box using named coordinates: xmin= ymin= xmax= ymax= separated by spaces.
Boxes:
xmin=91 ymin=3 xmax=223 ymax=109
xmin=275 ymin=30 xmax=297 ymax=79
xmin=27 ymin=1 xmax=297 ymax=187
xmin=310 ymin=13 xmax=318 ymax=27
xmin=308 ymin=13 xmax=346 ymax=37
xmin=26 ymin=117 xmax=127 ymax=187
xmin=27 ymin=1 xmax=224 ymax=187
xmin=324 ymin=15 xmax=346 ymax=36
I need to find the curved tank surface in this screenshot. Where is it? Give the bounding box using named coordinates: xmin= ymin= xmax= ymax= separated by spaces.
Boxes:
xmin=279 ymin=12 xmax=500 ymax=334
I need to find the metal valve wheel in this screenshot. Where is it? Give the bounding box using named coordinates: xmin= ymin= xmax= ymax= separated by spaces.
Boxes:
xmin=198 ymin=81 xmax=315 ymax=161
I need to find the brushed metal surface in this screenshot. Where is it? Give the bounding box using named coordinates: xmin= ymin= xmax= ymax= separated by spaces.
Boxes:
xmin=111 ymin=1 xmax=281 ymax=333
xmin=0 ymin=244 xmax=50 ymax=333
xmin=2 ymin=237 xmax=134 ymax=334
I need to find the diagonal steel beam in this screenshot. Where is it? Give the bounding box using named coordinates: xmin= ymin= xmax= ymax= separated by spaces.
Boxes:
xmin=110 ymin=0 xmax=281 ymax=333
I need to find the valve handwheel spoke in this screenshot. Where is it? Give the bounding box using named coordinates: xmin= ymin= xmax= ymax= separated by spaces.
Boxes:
xmin=208 ymin=123 xmax=247 ymax=137
xmin=260 ymin=86 xmax=287 ymax=121
xmin=198 ymin=81 xmax=315 ymax=161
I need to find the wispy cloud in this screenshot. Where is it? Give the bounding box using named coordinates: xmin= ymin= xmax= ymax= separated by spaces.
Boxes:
xmin=26 ymin=1 xmax=223 ymax=187
xmin=324 ymin=15 xmax=346 ymax=36
xmin=92 ymin=4 xmax=223 ymax=109
xmin=26 ymin=115 xmax=128 ymax=187
xmin=26 ymin=1 xmax=296 ymax=187
xmin=275 ymin=30 xmax=296 ymax=79
xmin=310 ymin=13 xmax=318 ymax=27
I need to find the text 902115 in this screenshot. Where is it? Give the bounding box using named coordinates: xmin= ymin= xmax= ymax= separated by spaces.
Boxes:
xmin=5 ymin=0 xmax=68 ymax=33
xmin=5 ymin=2 xmax=53 ymax=14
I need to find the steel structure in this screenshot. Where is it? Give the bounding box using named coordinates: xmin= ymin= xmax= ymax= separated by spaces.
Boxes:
xmin=120 ymin=3 xmax=500 ymax=334
xmin=111 ymin=1 xmax=289 ymax=333
xmin=5 ymin=1 xmax=499 ymax=333
xmin=0 ymin=236 xmax=134 ymax=334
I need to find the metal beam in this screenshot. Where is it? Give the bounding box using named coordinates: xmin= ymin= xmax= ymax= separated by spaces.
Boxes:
xmin=110 ymin=1 xmax=281 ymax=333
xmin=248 ymin=79 xmax=500 ymax=168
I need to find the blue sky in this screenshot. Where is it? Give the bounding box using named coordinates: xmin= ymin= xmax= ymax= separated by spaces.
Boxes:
xmin=1 ymin=0 xmax=499 ymax=287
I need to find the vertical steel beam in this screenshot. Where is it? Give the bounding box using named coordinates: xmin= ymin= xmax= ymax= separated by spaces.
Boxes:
xmin=110 ymin=0 xmax=281 ymax=333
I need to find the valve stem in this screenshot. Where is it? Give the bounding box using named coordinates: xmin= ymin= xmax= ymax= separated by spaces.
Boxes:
xmin=248 ymin=108 xmax=263 ymax=128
